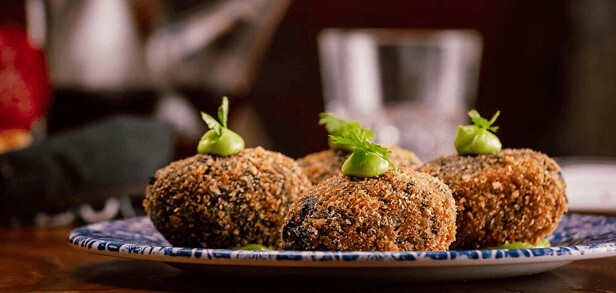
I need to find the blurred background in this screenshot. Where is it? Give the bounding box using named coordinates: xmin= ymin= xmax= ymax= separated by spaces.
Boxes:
xmin=3 ymin=0 xmax=616 ymax=157
xmin=1 ymin=0 xmax=616 ymax=225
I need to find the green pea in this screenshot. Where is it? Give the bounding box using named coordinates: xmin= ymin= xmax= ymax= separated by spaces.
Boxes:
xmin=455 ymin=125 xmax=502 ymax=155
xmin=489 ymin=239 xmax=551 ymax=249
xmin=341 ymin=150 xmax=390 ymax=177
xmin=236 ymin=244 xmax=274 ymax=250
xmin=197 ymin=128 xmax=245 ymax=156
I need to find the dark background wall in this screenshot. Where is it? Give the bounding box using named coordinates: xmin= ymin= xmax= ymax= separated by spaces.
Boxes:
xmin=249 ymin=0 xmax=573 ymax=158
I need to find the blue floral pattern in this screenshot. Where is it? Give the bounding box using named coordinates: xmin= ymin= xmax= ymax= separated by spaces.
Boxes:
xmin=69 ymin=214 xmax=616 ymax=265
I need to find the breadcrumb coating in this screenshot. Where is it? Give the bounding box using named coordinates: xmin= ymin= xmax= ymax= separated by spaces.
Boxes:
xmin=282 ymin=168 xmax=456 ymax=251
xmin=298 ymin=145 xmax=422 ymax=185
xmin=418 ymin=148 xmax=567 ymax=249
xmin=143 ymin=147 xmax=311 ymax=248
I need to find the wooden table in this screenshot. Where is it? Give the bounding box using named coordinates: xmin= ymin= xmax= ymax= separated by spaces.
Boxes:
xmin=1 ymin=224 xmax=616 ymax=292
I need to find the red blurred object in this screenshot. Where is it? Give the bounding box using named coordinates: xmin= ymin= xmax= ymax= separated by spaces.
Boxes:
xmin=0 ymin=26 xmax=50 ymax=131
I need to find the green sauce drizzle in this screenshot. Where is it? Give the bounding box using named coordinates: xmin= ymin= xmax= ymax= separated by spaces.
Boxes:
xmin=455 ymin=109 xmax=502 ymax=155
xmin=330 ymin=126 xmax=396 ymax=177
xmin=235 ymin=244 xmax=275 ymax=250
xmin=197 ymin=97 xmax=245 ymax=156
xmin=489 ymin=239 xmax=551 ymax=249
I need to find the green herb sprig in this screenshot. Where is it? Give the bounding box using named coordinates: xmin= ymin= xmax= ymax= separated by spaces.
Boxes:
xmin=200 ymin=96 xmax=230 ymax=139
xmin=319 ymin=112 xmax=374 ymax=151
xmin=319 ymin=112 xmax=375 ymax=138
xmin=468 ymin=109 xmax=499 ymax=133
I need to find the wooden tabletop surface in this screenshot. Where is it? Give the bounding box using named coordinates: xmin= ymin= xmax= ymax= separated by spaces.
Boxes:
xmin=1 ymin=221 xmax=616 ymax=292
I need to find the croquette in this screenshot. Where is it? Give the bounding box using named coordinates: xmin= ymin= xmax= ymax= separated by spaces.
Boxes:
xmin=298 ymin=145 xmax=422 ymax=185
xmin=143 ymin=147 xmax=312 ymax=248
xmin=281 ymin=168 xmax=456 ymax=251
xmin=418 ymin=148 xmax=567 ymax=250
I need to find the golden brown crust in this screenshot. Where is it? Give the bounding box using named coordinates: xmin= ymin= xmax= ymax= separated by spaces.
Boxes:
xmin=143 ymin=147 xmax=311 ymax=248
xmin=281 ymin=168 xmax=456 ymax=251
xmin=418 ymin=148 xmax=567 ymax=249
xmin=297 ymin=145 xmax=422 ymax=185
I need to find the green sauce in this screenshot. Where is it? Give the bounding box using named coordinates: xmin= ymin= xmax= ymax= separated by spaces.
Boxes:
xmin=197 ymin=129 xmax=244 ymax=157
xmin=454 ymin=109 xmax=502 ymax=155
xmin=489 ymin=239 xmax=551 ymax=249
xmin=236 ymin=244 xmax=274 ymax=250
xmin=455 ymin=125 xmax=502 ymax=155
xmin=341 ymin=150 xmax=390 ymax=177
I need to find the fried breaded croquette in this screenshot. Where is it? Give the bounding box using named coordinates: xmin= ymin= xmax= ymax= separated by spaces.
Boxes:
xmin=418 ymin=148 xmax=567 ymax=249
xmin=144 ymin=147 xmax=311 ymax=249
xmin=281 ymin=168 xmax=456 ymax=251
xmin=297 ymin=145 xmax=422 ymax=185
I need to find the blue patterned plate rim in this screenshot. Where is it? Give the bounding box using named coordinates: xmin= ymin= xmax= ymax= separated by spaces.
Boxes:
xmin=68 ymin=213 xmax=616 ymax=267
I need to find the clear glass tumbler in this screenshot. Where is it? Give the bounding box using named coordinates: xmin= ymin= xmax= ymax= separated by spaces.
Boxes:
xmin=319 ymin=28 xmax=482 ymax=160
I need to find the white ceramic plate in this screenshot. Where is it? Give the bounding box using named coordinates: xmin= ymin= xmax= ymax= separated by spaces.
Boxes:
xmin=68 ymin=213 xmax=616 ymax=281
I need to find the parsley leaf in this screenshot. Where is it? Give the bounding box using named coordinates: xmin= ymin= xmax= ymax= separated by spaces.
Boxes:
xmin=201 ymin=112 xmax=223 ymax=138
xmin=201 ymin=96 xmax=232 ymax=139
xmin=218 ymin=96 xmax=229 ymax=128
xmin=319 ymin=112 xmax=375 ymax=139
xmin=468 ymin=109 xmax=500 ymax=133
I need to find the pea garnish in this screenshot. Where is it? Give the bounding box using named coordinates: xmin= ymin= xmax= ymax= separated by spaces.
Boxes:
xmin=455 ymin=109 xmax=502 ymax=155
xmin=197 ymin=97 xmax=245 ymax=156
xmin=330 ymin=126 xmax=396 ymax=177
xmin=319 ymin=112 xmax=375 ymax=151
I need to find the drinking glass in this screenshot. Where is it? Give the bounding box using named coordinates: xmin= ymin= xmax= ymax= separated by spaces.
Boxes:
xmin=318 ymin=28 xmax=482 ymax=160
